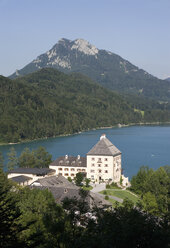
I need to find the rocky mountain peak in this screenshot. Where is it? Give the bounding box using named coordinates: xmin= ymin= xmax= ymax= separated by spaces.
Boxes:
xmin=71 ymin=38 xmax=99 ymax=55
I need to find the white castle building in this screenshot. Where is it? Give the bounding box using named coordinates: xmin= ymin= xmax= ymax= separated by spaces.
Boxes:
xmin=86 ymin=134 xmax=121 ymax=183
xmin=50 ymin=134 xmax=129 ymax=186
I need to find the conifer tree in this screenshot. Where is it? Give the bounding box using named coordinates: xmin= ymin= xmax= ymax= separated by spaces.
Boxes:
xmin=7 ymin=147 xmax=18 ymax=171
xmin=0 ymin=169 xmax=22 ymax=247
xmin=0 ymin=152 xmax=4 ymax=170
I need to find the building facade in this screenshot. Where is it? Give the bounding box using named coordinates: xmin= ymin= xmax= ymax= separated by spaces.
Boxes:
xmin=50 ymin=134 xmax=122 ymax=184
xmin=86 ymin=134 xmax=121 ymax=183
xmin=49 ymin=155 xmax=86 ymax=180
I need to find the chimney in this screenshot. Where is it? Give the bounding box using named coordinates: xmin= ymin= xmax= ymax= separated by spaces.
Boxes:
xmin=100 ymin=134 xmax=106 ymax=140
xmin=77 ymin=155 xmax=80 ymax=160
xmin=65 ymin=154 xmax=68 ymax=160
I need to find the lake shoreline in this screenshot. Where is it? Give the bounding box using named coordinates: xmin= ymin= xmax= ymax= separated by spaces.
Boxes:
xmin=1 ymin=121 xmax=170 ymax=146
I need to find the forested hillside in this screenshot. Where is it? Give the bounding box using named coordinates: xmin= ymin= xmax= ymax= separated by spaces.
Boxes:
xmin=1 ymin=68 xmax=170 ymax=143
xmin=0 ymin=69 xmax=140 ymax=143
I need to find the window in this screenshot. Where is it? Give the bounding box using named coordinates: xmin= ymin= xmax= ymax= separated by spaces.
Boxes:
xmin=97 ymin=158 xmax=102 ymax=163
xmin=98 ymin=164 xmax=101 ymax=167
xmin=91 ymin=175 xmax=94 ymax=179
xmin=64 ymin=168 xmax=69 ymax=171
xmin=105 ymin=164 xmax=108 ymax=167
xmin=91 ymin=163 xmax=95 ymax=167
xmin=71 ymin=173 xmax=75 ymax=177
xmin=104 ymin=158 xmax=108 ymax=161
xmin=71 ymin=168 xmax=75 ymax=171
xmin=64 ymin=173 xmax=68 ymax=176
xmin=98 ymin=169 xmax=102 ymax=173
xmin=64 ymin=189 xmax=68 ymax=193
xmin=91 ymin=158 xmax=95 ymax=161
xmin=58 ymin=168 xmax=63 ymax=171
xmin=82 ymin=169 xmax=86 ymax=172
xmin=105 ymin=170 xmax=108 ymax=173
xmin=90 ymin=170 xmax=95 ymax=173
xmin=77 ymin=169 xmax=81 ymax=172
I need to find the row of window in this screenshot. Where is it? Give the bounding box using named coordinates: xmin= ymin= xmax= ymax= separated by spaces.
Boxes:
xmin=91 ymin=164 xmax=108 ymax=167
xmin=90 ymin=170 xmax=108 ymax=173
xmin=59 ymin=173 xmax=75 ymax=177
xmin=58 ymin=168 xmax=86 ymax=172
xmin=91 ymin=157 xmax=108 ymax=162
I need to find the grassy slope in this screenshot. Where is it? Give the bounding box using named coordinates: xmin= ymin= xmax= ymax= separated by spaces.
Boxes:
xmin=100 ymin=189 xmax=139 ymax=205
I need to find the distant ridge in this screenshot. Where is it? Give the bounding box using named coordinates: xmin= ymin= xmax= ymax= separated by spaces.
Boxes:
xmin=10 ymin=38 xmax=170 ymax=101
xmin=165 ymin=77 xmax=170 ymax=82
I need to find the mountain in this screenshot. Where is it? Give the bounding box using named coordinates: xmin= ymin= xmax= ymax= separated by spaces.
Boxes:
xmin=10 ymin=38 xmax=170 ymax=101
xmin=165 ymin=77 xmax=170 ymax=82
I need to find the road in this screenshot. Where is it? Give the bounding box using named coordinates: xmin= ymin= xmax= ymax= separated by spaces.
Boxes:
xmin=90 ymin=183 xmax=123 ymax=203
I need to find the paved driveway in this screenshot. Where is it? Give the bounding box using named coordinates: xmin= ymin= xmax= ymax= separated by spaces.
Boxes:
xmin=91 ymin=183 xmax=106 ymax=193
xmin=91 ymin=183 xmax=123 ymax=203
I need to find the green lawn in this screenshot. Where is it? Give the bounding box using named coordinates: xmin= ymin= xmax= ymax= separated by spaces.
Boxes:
xmin=134 ymin=108 xmax=145 ymax=117
xmin=100 ymin=189 xmax=139 ymax=204
xmin=108 ymin=198 xmax=122 ymax=207
xmin=82 ymin=186 xmax=93 ymax=191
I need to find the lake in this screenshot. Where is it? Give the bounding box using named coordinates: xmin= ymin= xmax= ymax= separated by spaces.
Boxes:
xmin=1 ymin=125 xmax=170 ymax=178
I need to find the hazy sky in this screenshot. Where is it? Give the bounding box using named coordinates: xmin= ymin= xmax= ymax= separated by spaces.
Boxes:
xmin=0 ymin=0 xmax=170 ymax=79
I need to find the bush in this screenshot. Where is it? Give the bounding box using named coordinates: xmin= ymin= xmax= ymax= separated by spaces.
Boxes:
xmin=106 ymin=184 xmax=111 ymax=189
xmin=68 ymin=177 xmax=72 ymax=182
xmin=105 ymin=195 xmax=109 ymax=200
xmin=110 ymin=182 xmax=119 ymax=188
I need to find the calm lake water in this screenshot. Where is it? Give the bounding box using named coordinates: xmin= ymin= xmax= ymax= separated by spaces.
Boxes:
xmin=1 ymin=125 xmax=170 ymax=178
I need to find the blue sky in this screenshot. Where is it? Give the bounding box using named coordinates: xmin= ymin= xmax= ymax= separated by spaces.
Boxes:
xmin=0 ymin=0 xmax=170 ymax=79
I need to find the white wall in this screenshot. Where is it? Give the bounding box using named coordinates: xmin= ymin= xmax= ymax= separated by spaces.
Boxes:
xmin=87 ymin=154 xmax=121 ymax=183
xmin=7 ymin=173 xmax=55 ymax=186
xmin=49 ymin=165 xmax=87 ymax=179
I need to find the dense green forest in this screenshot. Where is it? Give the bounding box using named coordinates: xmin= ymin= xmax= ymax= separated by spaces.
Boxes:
xmin=0 ymin=166 xmax=169 ymax=248
xmin=130 ymin=166 xmax=170 ymax=216
xmin=1 ymin=68 xmax=170 ymax=143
